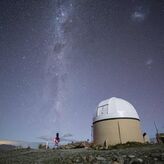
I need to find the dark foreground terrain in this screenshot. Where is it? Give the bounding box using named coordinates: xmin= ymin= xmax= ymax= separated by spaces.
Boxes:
xmin=0 ymin=144 xmax=164 ymax=164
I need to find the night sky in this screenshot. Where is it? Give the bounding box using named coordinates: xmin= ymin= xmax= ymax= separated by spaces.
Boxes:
xmin=0 ymin=0 xmax=164 ymax=142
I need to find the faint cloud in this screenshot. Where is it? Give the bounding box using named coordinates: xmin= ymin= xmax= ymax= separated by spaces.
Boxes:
xmin=22 ymin=55 xmax=26 ymax=60
xmin=131 ymin=11 xmax=145 ymax=21
xmin=145 ymin=59 xmax=153 ymax=65
xmin=131 ymin=6 xmax=149 ymax=22
xmin=0 ymin=140 xmax=17 ymax=145
xmin=145 ymin=58 xmax=153 ymax=69
xmin=62 ymin=133 xmax=73 ymax=138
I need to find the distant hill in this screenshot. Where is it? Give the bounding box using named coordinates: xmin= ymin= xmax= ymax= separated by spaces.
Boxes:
xmin=0 ymin=139 xmax=42 ymax=149
xmin=0 ymin=144 xmax=16 ymax=150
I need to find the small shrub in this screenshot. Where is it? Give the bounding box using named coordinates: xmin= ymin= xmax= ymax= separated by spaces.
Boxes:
xmin=38 ymin=144 xmax=46 ymax=149
xmin=26 ymin=146 xmax=31 ymax=150
xmin=111 ymin=142 xmax=145 ymax=149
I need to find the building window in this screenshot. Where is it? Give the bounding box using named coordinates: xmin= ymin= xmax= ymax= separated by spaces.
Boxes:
xmin=98 ymin=105 xmax=108 ymax=115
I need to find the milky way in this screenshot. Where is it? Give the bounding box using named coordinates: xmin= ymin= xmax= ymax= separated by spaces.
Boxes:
xmin=43 ymin=0 xmax=74 ymax=132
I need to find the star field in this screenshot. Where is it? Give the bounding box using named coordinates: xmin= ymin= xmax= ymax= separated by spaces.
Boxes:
xmin=0 ymin=0 xmax=164 ymax=142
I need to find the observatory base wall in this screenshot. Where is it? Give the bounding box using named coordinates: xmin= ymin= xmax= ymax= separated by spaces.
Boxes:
xmin=93 ymin=118 xmax=144 ymax=146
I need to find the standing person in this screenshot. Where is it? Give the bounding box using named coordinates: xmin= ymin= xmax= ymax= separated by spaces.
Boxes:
xmin=143 ymin=132 xmax=150 ymax=143
xmin=46 ymin=141 xmax=49 ymax=150
xmin=53 ymin=133 xmax=60 ymax=148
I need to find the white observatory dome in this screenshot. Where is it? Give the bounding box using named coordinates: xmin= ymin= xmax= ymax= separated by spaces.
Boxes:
xmin=93 ymin=97 xmax=139 ymax=123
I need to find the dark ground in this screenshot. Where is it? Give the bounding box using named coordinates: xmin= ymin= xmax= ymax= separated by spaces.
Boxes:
xmin=0 ymin=144 xmax=164 ymax=164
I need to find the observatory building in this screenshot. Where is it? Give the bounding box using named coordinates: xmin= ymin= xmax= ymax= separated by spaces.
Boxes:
xmin=92 ymin=97 xmax=144 ymax=146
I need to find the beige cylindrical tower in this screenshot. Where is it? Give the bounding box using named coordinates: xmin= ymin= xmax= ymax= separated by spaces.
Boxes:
xmin=93 ymin=97 xmax=144 ymax=146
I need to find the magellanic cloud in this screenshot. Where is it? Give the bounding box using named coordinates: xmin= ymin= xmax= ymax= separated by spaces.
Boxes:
xmin=131 ymin=6 xmax=149 ymax=22
xmin=145 ymin=59 xmax=153 ymax=66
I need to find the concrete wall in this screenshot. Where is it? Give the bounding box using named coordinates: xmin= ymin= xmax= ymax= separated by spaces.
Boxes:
xmin=93 ymin=119 xmax=144 ymax=146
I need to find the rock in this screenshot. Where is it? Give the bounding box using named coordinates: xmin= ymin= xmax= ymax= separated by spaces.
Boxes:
xmin=111 ymin=161 xmax=119 ymax=164
xmin=151 ymin=152 xmax=161 ymax=158
xmin=99 ymin=146 xmax=105 ymax=150
xmin=111 ymin=155 xmax=121 ymax=164
xmin=75 ymin=157 xmax=82 ymax=163
xmin=85 ymin=155 xmax=95 ymax=162
xmin=161 ymin=153 xmax=164 ymax=161
xmin=137 ymin=158 xmax=143 ymax=162
xmin=59 ymin=142 xmax=87 ymax=149
xmin=65 ymin=158 xmax=73 ymax=164
xmin=1 ymin=143 xmax=164 ymax=163
xmin=130 ymin=158 xmax=143 ymax=164
xmin=153 ymin=157 xmax=158 ymax=161
xmin=124 ymin=158 xmax=130 ymax=164
xmin=112 ymin=155 xmax=119 ymax=161
xmin=122 ymin=155 xmax=127 ymax=158
xmin=128 ymin=155 xmax=136 ymax=158
xmin=96 ymin=156 xmax=106 ymax=161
